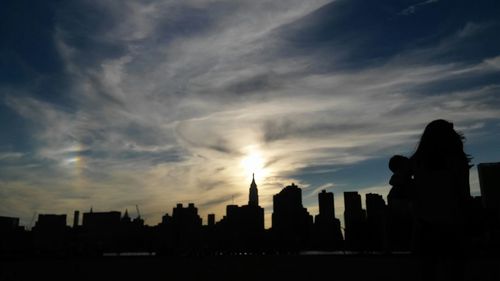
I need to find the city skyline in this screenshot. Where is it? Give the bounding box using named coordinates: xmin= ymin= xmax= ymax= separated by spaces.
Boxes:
xmin=2 ymin=175 xmax=380 ymax=230
xmin=2 ymin=162 xmax=498 ymax=257
xmin=0 ymin=177 xmax=415 ymax=255
xmin=2 ymin=162 xmax=496 ymax=232
xmin=2 ymin=0 xmax=500 ymax=229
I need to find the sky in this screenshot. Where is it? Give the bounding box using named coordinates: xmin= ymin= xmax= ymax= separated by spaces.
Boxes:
xmin=1 ymin=0 xmax=500 ymax=228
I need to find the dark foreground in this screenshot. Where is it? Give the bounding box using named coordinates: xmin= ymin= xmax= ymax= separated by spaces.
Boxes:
xmin=1 ymin=254 xmax=499 ymax=281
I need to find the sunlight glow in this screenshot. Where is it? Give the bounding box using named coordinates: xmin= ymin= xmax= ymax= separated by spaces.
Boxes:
xmin=64 ymin=156 xmax=81 ymax=165
xmin=63 ymin=154 xmax=85 ymax=181
xmin=240 ymin=150 xmax=266 ymax=181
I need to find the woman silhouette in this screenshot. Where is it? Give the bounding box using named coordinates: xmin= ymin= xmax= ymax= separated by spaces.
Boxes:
xmin=410 ymin=119 xmax=472 ymax=280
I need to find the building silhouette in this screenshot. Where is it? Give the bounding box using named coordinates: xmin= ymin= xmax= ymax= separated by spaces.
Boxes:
xmin=0 ymin=216 xmax=20 ymax=232
xmin=365 ymin=193 xmax=387 ymax=251
xmin=149 ymin=203 xmax=203 ymax=255
xmin=208 ymin=214 xmax=215 ymax=227
xmin=73 ymin=210 xmax=80 ymax=228
xmin=0 ymin=216 xmax=27 ymax=255
xmin=344 ymin=191 xmax=366 ymax=251
xmin=79 ymin=210 xmax=124 ymax=254
xmin=122 ymin=209 xmax=131 ymax=223
xmin=32 ymin=214 xmax=69 ymax=254
xmin=249 ymin=173 xmax=259 ymax=206
xmin=119 ymin=208 xmax=148 ymax=252
xmin=171 ymin=203 xmax=202 ymax=248
xmin=172 ymin=203 xmax=202 ymax=226
xmin=34 ymin=214 xmax=67 ymax=230
xmin=478 ymin=162 xmax=500 ymax=215
xmin=3 ymin=160 xmax=500 ymax=257
xmin=478 ymin=162 xmax=500 ymax=249
xmin=82 ymin=210 xmax=121 ymax=230
xmin=319 ymin=189 xmax=335 ymax=219
xmin=272 ymin=183 xmax=313 ymax=251
xmin=313 ymin=190 xmax=343 ymax=250
xmin=215 ymin=176 xmax=265 ymax=252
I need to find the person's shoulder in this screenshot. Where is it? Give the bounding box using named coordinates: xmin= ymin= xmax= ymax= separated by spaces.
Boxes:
xmin=389 ymin=174 xmax=397 ymax=186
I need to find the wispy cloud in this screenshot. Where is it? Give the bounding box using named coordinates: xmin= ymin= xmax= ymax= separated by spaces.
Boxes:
xmin=398 ymin=0 xmax=439 ymax=16
xmin=1 ymin=0 xmax=499 ymax=228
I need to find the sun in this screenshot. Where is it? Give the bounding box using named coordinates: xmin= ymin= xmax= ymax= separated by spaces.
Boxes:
xmin=241 ymin=151 xmax=265 ymax=178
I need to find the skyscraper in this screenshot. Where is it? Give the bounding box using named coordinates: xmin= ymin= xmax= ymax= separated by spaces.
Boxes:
xmin=344 ymin=191 xmax=366 ymax=251
xmin=318 ymin=189 xmax=335 ymax=220
xmin=313 ymin=190 xmax=343 ymax=250
xmin=73 ymin=210 xmax=80 ymax=228
xmin=208 ymin=214 xmax=215 ymax=227
xmin=366 ymin=193 xmax=386 ymax=219
xmin=33 ymin=214 xmax=68 ymax=253
xmin=0 ymin=216 xmax=20 ymax=232
xmin=35 ymin=214 xmax=67 ymax=231
xmin=272 ymin=183 xmax=313 ymax=250
xmin=478 ymin=162 xmax=500 ymax=211
xmin=82 ymin=211 xmax=121 ymax=231
xmin=249 ymin=173 xmax=259 ymax=206
xmin=218 ymin=176 xmax=265 ymax=252
xmin=172 ymin=203 xmax=202 ymax=229
xmin=365 ymin=193 xmax=387 ymax=251
xmin=171 ymin=203 xmax=203 ymax=249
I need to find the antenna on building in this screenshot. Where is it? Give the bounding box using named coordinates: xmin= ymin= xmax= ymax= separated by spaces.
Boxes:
xmin=135 ymin=204 xmax=141 ymax=219
xmin=28 ymin=211 xmax=37 ymax=230
xmin=232 ymin=195 xmax=234 ymax=204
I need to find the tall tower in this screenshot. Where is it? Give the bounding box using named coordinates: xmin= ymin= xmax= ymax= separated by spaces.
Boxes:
xmin=344 ymin=191 xmax=366 ymax=251
xmin=314 ymin=190 xmax=343 ymax=250
xmin=318 ymin=189 xmax=335 ymax=220
xmin=248 ymin=173 xmax=259 ymax=206
xmin=272 ymin=183 xmax=313 ymax=248
xmin=73 ymin=210 xmax=80 ymax=228
xmin=478 ymin=162 xmax=500 ymax=210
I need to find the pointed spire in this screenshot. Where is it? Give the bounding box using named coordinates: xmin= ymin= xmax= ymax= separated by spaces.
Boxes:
xmin=251 ymin=173 xmax=257 ymax=188
xmin=249 ymin=173 xmax=259 ymax=206
xmin=122 ymin=208 xmax=131 ymax=223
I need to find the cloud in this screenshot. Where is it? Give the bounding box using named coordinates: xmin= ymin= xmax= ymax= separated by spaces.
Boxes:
xmin=398 ymin=0 xmax=439 ymax=16
xmin=0 ymin=152 xmax=24 ymax=160
xmin=1 ymin=0 xmax=499 ymax=229
xmin=276 ymin=0 xmax=500 ymax=70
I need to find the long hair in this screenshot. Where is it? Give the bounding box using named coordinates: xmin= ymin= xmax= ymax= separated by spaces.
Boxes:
xmin=411 ymin=119 xmax=471 ymax=171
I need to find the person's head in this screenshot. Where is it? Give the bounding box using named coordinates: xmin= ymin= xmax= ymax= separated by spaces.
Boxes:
xmin=389 ymin=155 xmax=410 ymax=174
xmin=412 ymin=119 xmax=470 ymax=169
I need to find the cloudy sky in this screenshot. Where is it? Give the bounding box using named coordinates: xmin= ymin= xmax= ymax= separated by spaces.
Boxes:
xmin=1 ymin=0 xmax=500 ymax=228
